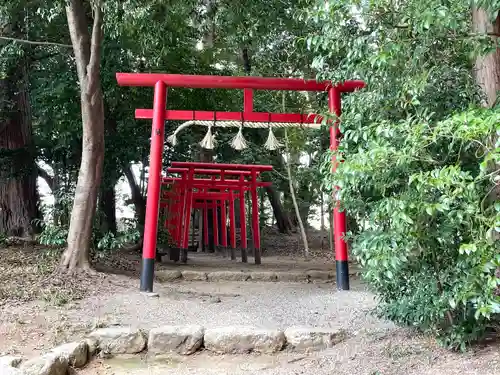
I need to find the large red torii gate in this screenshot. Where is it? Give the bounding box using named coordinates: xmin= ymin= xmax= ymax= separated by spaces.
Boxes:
xmin=116 ymin=72 xmax=365 ymax=293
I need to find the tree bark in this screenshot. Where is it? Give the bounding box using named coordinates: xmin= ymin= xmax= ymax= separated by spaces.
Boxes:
xmin=98 ymin=185 xmax=117 ymax=234
xmin=0 ymin=36 xmax=38 ymax=237
xmin=60 ymin=0 xmax=105 ymax=271
xmin=265 ymin=186 xmax=291 ymax=233
xmin=284 ymin=129 xmax=309 ymax=259
xmin=202 ymin=0 xmax=217 ymax=49
xmin=472 ymin=9 xmax=500 ymax=244
xmin=123 ymin=164 xmax=146 ymax=227
xmin=320 ymin=192 xmax=325 ymax=250
xmin=98 ymin=113 xmax=119 ymax=234
xmin=37 ymin=165 xmax=54 ymax=191
xmin=472 ymin=9 xmax=500 ymax=107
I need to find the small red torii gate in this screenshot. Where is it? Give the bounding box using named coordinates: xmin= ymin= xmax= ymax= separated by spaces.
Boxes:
xmin=160 ymin=162 xmax=272 ymax=265
xmin=116 ymin=72 xmax=365 ymax=293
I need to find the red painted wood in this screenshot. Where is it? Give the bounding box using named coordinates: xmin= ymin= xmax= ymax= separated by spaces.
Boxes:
xmin=220 ymin=200 xmax=227 ymax=247
xmin=329 ymin=87 xmax=348 ymax=262
xmin=167 ymin=167 xmax=254 ymax=176
xmin=244 ymin=89 xmax=253 ymax=113
xmin=170 ymin=162 xmax=273 ymax=171
xmin=212 ymin=200 xmax=219 ymax=246
xmin=142 ymin=81 xmax=166 ymax=260
xmin=239 ymin=175 xmax=247 ymax=250
xmin=117 ymin=72 xmax=337 ymax=91
xmin=135 ymin=109 xmax=324 ymax=124
xmin=203 ymin=200 xmax=208 ymax=245
xmin=228 ymin=191 xmax=236 ymax=250
xmin=250 ymin=169 xmax=261 ymax=264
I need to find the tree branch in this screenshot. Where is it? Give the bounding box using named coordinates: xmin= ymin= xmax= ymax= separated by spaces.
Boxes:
xmin=87 ymin=0 xmax=104 ymax=95
xmin=0 ymin=35 xmax=72 ymax=48
xmin=65 ymin=0 xmax=92 ymax=84
xmin=37 ymin=165 xmax=54 ymax=191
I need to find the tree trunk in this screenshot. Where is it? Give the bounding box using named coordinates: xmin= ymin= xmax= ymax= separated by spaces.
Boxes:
xmin=320 ymin=192 xmax=325 ymax=250
xmin=0 ymin=40 xmax=38 ymax=237
xmin=60 ymin=0 xmax=105 ymax=271
xmin=98 ymin=185 xmax=117 ymax=234
xmin=265 ymin=186 xmax=291 ymax=233
xmin=284 ymin=129 xmax=309 ymax=259
xmin=98 ymin=113 xmax=119 ymax=234
xmin=299 ymin=202 xmax=310 ymax=231
xmin=202 ymin=0 xmax=217 ymax=49
xmin=472 ymin=9 xmax=500 ymax=107
xmin=472 ymin=9 xmax=500 ymax=243
xmin=124 ymin=164 xmax=146 ymax=227
xmin=328 ymin=209 xmax=334 ymax=252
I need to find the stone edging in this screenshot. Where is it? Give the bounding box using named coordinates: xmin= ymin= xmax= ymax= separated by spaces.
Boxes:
xmin=157 ymin=269 xmax=360 ymax=283
xmin=1 ymin=325 xmax=347 ymax=375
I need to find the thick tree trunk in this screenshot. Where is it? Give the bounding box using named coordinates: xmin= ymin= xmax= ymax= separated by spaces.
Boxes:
xmin=0 ymin=44 xmax=38 ymax=237
xmin=60 ymin=0 xmax=104 ymax=271
xmin=473 ymin=9 xmax=500 ymax=244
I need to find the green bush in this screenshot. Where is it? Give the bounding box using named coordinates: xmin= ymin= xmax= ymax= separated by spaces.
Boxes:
xmin=301 ymin=0 xmax=500 ymax=349
xmin=38 ymin=224 xmax=69 ymax=247
xmin=325 ymin=108 xmax=499 ymax=350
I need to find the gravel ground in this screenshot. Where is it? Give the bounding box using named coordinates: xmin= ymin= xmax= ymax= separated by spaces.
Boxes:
xmin=67 ymin=279 xmax=392 ymax=332
xmin=1 ymin=268 xmax=498 ymax=375
xmin=65 ymin=280 xmax=499 ymax=375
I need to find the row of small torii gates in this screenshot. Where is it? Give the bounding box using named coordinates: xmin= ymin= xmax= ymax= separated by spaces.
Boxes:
xmin=116 ymin=72 xmax=365 ymax=293
xmin=161 ymin=162 xmax=272 ymax=265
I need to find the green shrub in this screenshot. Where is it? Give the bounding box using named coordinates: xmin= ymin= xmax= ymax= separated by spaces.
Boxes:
xmin=325 ymin=108 xmax=499 ymax=350
xmin=38 ymin=224 xmax=69 ymax=247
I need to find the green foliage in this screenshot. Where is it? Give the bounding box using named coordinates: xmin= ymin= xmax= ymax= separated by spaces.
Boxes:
xmin=0 ymin=232 xmax=7 ymax=247
xmin=38 ymin=224 xmax=68 ymax=247
xmin=325 ymin=109 xmax=499 ymax=349
xmin=93 ymin=228 xmax=140 ymax=259
xmin=157 ymin=227 xmax=175 ymax=248
xmin=304 ymin=0 xmax=500 ymax=349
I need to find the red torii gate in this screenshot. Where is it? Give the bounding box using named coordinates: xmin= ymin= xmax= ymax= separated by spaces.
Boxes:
xmin=160 ymin=162 xmax=272 ymax=264
xmin=116 ymin=72 xmax=365 ymax=293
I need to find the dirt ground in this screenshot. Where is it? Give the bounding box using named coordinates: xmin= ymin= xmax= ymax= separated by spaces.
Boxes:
xmin=0 ymin=245 xmax=499 ymax=375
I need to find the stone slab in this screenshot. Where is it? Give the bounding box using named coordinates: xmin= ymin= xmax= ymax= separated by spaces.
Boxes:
xmin=181 ymin=270 xmax=207 ymax=281
xmin=89 ymin=327 xmax=146 ymax=354
xmin=156 ymin=270 xmax=182 ymax=282
xmin=284 ymin=326 xmax=347 ymax=351
xmin=50 ymin=341 xmax=88 ymax=368
xmin=207 ymin=271 xmax=250 ymax=282
xmin=148 ymin=325 xmax=204 ymax=355
xmin=249 ymin=272 xmax=277 ymax=282
xmin=276 ymin=272 xmax=308 ymax=282
xmin=204 ymin=326 xmax=285 ymax=354
xmin=20 ymin=353 xmax=68 ymax=375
